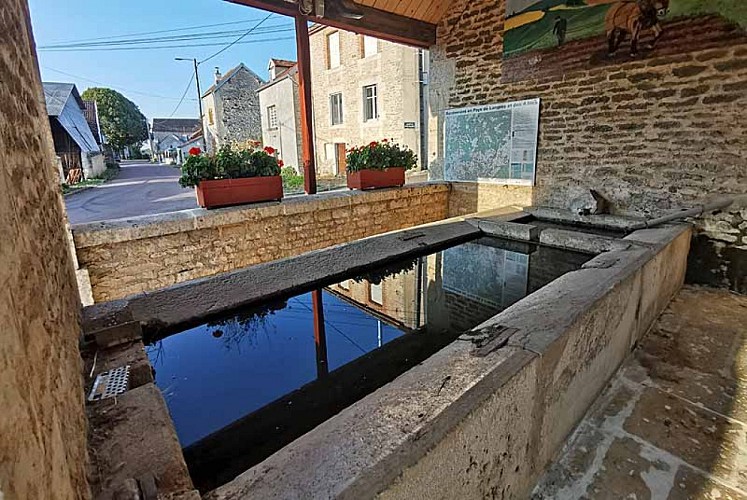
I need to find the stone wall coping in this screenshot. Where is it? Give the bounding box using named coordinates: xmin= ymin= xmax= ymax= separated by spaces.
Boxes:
xmin=72 ymin=182 xmax=451 ymax=249
xmin=205 ymin=223 xmax=691 ymax=499
xmin=81 ymin=218 xmax=480 ymax=334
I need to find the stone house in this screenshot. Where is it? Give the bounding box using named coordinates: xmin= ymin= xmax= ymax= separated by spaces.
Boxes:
xmin=201 ymin=63 xmax=265 ymax=152
xmin=258 ymin=59 xmax=303 ymax=173
xmin=43 ymin=82 xmax=104 ymax=181
xmin=309 ymin=26 xmax=427 ymax=176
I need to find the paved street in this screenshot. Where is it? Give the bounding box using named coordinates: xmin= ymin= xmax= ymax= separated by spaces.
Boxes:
xmin=65 ymin=162 xmax=197 ymax=224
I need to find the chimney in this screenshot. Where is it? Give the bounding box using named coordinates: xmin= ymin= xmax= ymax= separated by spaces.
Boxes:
xmin=214 ymin=67 xmax=221 ymax=83
xmin=269 ymin=61 xmax=277 ymax=81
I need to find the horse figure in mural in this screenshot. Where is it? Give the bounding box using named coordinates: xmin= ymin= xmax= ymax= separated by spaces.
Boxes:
xmin=605 ymin=0 xmax=670 ymax=56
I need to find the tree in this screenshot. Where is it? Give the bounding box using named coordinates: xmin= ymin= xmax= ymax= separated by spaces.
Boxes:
xmin=81 ymin=88 xmax=148 ymax=151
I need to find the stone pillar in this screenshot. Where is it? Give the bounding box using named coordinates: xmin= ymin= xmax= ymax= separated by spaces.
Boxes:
xmin=0 ymin=1 xmax=90 ymax=498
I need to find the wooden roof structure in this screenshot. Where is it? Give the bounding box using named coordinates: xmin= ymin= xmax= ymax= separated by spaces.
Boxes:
xmin=355 ymin=0 xmax=450 ymax=25
xmin=227 ymin=0 xmax=450 ymax=47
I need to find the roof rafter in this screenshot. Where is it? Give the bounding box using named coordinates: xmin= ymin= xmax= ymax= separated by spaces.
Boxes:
xmin=225 ymin=0 xmax=436 ymax=48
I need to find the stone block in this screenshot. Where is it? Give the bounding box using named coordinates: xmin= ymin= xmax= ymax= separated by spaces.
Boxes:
xmin=92 ymin=321 xmax=143 ymax=349
xmin=539 ymin=228 xmax=631 ymax=254
xmin=87 ymin=384 xmax=193 ymax=497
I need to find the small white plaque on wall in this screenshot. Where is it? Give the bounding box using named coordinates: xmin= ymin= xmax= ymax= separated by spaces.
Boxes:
xmin=444 ymin=98 xmax=540 ymax=186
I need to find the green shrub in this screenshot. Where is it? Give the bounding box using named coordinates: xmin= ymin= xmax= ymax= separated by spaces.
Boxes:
xmin=178 ymin=144 xmax=281 ymax=188
xmin=281 ymin=166 xmax=304 ymax=192
xmin=346 ymin=139 xmax=417 ymax=173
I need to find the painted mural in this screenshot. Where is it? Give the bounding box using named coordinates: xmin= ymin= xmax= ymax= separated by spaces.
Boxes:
xmin=503 ymin=0 xmax=746 ymax=80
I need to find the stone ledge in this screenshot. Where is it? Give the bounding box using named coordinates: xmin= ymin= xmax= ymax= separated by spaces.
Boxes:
xmin=72 ymin=182 xmax=450 ymax=249
xmin=87 ymin=383 xmax=194 ymax=499
xmin=81 ymin=218 xmax=480 ymax=334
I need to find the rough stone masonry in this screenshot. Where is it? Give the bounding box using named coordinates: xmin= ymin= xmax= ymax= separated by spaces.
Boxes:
xmin=428 ymin=0 xmax=747 ymax=292
xmin=0 ymin=1 xmax=90 ymax=498
xmin=73 ymin=184 xmax=450 ymax=302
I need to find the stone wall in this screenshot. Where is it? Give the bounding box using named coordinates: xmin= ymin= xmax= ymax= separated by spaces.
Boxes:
xmin=203 ymin=65 xmax=264 ymax=151
xmin=0 ymin=2 xmax=89 ymax=498
xmin=218 ymin=67 xmax=264 ymax=144
xmin=428 ymin=0 xmax=747 ymax=291
xmin=447 ymin=182 xmax=532 ymax=216
xmin=73 ymin=184 xmax=450 ymax=302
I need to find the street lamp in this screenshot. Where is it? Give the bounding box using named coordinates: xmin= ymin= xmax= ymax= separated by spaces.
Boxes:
xmin=175 ymin=57 xmax=205 ymax=150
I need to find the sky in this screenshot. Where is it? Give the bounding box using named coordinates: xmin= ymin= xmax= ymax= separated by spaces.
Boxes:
xmin=29 ymin=0 xmax=298 ymax=120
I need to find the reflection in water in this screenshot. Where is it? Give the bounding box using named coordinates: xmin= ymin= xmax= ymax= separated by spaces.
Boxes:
xmin=146 ymin=237 xmax=591 ymax=492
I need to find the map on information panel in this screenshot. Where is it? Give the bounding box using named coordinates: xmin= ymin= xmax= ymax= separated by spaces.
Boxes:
xmin=444 ymin=98 xmax=540 ymax=185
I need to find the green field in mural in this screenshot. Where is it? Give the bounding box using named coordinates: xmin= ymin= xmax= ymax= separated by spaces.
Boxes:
xmin=504 ymin=0 xmax=747 ymax=57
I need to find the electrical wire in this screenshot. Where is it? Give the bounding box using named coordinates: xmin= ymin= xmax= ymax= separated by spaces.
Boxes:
xmin=39 ymin=35 xmax=295 ymax=53
xmin=168 ymin=72 xmax=196 ymax=117
xmin=41 ymin=17 xmax=283 ymax=45
xmin=39 ymin=24 xmax=294 ymax=49
xmin=42 ymin=65 xmax=198 ymax=102
xmin=199 ymin=12 xmax=274 ymax=65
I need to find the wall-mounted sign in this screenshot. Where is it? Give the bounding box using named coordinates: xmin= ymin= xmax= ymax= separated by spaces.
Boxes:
xmin=444 ymin=98 xmax=540 ymax=186
xmin=404 ymin=121 xmax=417 ymax=129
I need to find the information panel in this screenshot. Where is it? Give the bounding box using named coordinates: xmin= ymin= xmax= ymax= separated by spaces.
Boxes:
xmin=444 ymin=98 xmax=540 ymax=185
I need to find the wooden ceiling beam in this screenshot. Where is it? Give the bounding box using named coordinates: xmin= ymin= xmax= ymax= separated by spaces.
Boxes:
xmin=225 ymin=0 xmax=436 ymax=48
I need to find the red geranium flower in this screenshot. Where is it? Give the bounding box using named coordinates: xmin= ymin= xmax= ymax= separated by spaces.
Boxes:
xmin=382 ymin=138 xmax=389 ymax=143
xmin=369 ymin=141 xmax=378 ymax=148
xmin=264 ymin=146 xmax=276 ymax=155
xmin=188 ymin=147 xmax=201 ymax=156
xmin=277 ymin=159 xmax=284 ymax=167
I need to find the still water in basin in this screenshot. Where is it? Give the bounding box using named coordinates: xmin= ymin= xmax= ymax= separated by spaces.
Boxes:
xmin=146 ymin=237 xmax=591 ymax=491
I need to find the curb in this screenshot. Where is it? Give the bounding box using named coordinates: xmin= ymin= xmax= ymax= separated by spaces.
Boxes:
xmin=63 ymin=185 xmax=96 ymax=198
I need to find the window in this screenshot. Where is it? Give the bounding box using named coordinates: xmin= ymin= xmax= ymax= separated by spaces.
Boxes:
xmin=267 ymin=105 xmax=278 ymax=129
xmin=329 ymin=93 xmax=343 ymax=126
xmin=208 ymin=108 xmax=214 ymax=126
xmin=369 ymin=281 xmax=383 ymax=305
xmin=362 ymin=36 xmax=378 ymax=58
xmin=324 ymin=143 xmax=336 ymax=161
xmin=327 ymin=31 xmax=340 ymax=69
xmin=363 ymin=84 xmax=378 ymax=121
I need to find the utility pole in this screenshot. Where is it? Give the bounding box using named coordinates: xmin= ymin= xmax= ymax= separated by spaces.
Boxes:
xmin=175 ymin=57 xmax=205 ymax=150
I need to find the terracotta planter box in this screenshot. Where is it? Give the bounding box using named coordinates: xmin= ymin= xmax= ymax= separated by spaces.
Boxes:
xmin=347 ymin=167 xmax=405 ymax=190
xmin=195 ymin=176 xmax=283 ymax=209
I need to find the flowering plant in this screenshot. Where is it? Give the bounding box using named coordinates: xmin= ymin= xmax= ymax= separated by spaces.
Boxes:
xmin=345 ymin=139 xmax=417 ymax=173
xmin=188 ymin=147 xmax=201 ymax=156
xmin=178 ymin=143 xmax=282 ymax=188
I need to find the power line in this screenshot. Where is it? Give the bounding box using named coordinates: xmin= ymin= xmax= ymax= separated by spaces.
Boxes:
xmin=41 ymin=17 xmax=281 ymax=45
xmin=200 ymin=12 xmax=275 ymax=65
xmin=168 ymin=72 xmax=196 ymax=117
xmin=41 ymin=65 xmax=198 ymax=102
xmin=39 ymin=24 xmax=294 ymax=49
xmin=38 ymin=35 xmax=295 ymax=53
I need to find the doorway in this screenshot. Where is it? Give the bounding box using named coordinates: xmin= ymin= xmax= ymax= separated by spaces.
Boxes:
xmin=335 ymin=143 xmax=347 ymax=176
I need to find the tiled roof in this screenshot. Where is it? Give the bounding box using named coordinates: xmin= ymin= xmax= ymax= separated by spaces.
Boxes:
xmin=270 ymin=58 xmax=296 ymax=68
xmin=82 ymin=100 xmax=102 ymax=144
xmin=257 ymin=64 xmax=298 ymax=92
xmin=201 ymin=63 xmax=265 ymax=98
xmin=151 ymin=118 xmax=201 ymax=134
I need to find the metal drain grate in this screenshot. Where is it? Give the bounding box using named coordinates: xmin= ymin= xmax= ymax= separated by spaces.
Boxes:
xmin=88 ymin=365 xmax=130 ymax=401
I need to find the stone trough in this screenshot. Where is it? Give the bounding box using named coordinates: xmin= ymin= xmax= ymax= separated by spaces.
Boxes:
xmin=81 ymin=208 xmax=691 ymax=499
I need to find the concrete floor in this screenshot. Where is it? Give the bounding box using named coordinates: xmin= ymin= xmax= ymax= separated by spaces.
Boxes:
xmin=533 ymin=285 xmax=747 ymax=499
